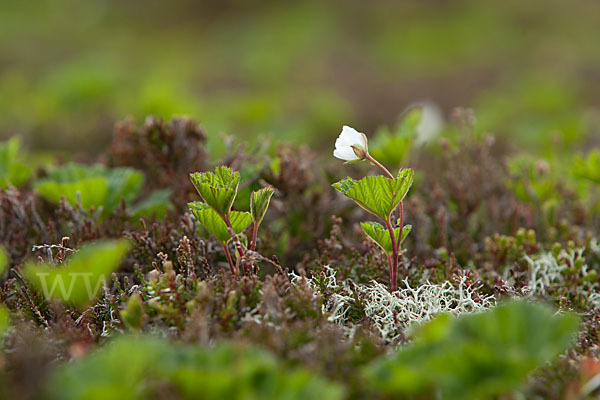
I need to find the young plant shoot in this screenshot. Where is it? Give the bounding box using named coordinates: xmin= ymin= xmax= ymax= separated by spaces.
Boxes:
xmin=332 ymin=126 xmax=413 ymax=292
xmin=189 ymin=166 xmax=273 ymax=275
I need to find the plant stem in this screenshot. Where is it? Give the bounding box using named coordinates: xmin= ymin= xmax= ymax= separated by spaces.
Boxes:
xmin=222 ymin=244 xmax=237 ymax=275
xmin=386 ymin=253 xmax=394 ymax=291
xmin=384 ymin=218 xmax=399 ymax=292
xmin=250 ymin=222 xmax=259 ymax=252
xmin=399 ymin=201 xmax=404 ymax=232
xmin=247 ymin=222 xmax=259 ymax=271
xmin=366 ymin=152 xmax=402 ymax=291
xmin=224 ymin=217 xmax=248 ymax=274
xmin=366 ymin=153 xmax=395 ymax=180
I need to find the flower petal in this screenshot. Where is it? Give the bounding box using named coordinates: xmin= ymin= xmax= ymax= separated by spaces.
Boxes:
xmin=340 ymin=126 xmax=364 ymax=146
xmin=334 ymin=147 xmax=359 ymax=161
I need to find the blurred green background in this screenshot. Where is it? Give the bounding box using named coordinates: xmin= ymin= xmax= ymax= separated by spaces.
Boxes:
xmin=1 ymin=0 xmax=599 ymax=157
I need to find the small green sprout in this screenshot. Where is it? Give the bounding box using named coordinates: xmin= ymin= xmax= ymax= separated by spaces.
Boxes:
xmin=189 ymin=166 xmax=273 ymax=275
xmin=333 ymin=126 xmax=413 ymax=291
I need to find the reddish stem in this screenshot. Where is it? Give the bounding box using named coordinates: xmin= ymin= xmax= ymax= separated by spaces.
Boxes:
xmin=250 ymin=222 xmax=259 ymax=252
xmin=366 ymin=151 xmax=404 ymax=292
xmin=366 ymin=153 xmax=395 ymax=180
xmin=225 ymin=217 xmax=248 ymax=274
xmin=384 ymin=218 xmax=399 ymax=292
xmin=223 ymin=244 xmax=238 ymax=275
xmin=247 ymin=222 xmax=259 ymax=272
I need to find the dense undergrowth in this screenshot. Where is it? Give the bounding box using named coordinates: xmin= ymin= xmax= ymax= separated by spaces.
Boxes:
xmin=1 ymin=115 xmax=600 ymax=399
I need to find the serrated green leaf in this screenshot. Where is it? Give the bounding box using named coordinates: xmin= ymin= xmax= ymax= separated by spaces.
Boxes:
xmin=190 ymin=166 xmax=240 ymax=217
xmin=23 ymin=239 xmax=131 ymax=308
xmin=229 ymin=211 xmax=253 ymax=236
xmin=360 ymin=222 xmax=412 ymax=254
xmin=189 ymin=202 xmax=252 ymax=244
xmin=333 ymin=169 xmax=413 ymax=220
xmin=361 ymin=222 xmax=396 ymax=254
xmin=250 ymin=187 xmax=274 ymax=225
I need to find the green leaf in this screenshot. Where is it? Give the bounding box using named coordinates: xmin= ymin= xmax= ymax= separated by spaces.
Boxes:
xmin=360 ymin=222 xmax=397 ymax=254
xmin=35 ymin=177 xmax=110 ymax=211
xmin=190 ymin=166 xmax=240 ymax=218
xmin=105 ymin=167 xmax=145 ymax=212
xmin=363 ymin=301 xmax=579 ymax=400
xmin=250 ymin=186 xmax=274 ymax=226
xmin=332 ymin=169 xmax=413 ymax=220
xmin=33 ymin=163 xmax=145 ymax=214
xmin=130 ymin=189 xmax=173 ymax=220
xmin=361 ymin=222 xmax=412 ymax=254
xmin=23 ymin=239 xmax=131 ymax=308
xmin=189 ymin=202 xmax=251 ymax=244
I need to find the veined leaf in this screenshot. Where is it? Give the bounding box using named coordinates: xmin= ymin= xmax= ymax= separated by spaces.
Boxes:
xmin=23 ymin=240 xmax=131 ymax=308
xmin=190 ymin=166 xmax=240 ymax=217
xmin=250 ymin=187 xmax=274 ymax=226
xmin=361 ymin=222 xmax=412 ymax=254
xmin=189 ymin=202 xmax=251 ymax=244
xmin=332 ymin=169 xmax=413 ymax=220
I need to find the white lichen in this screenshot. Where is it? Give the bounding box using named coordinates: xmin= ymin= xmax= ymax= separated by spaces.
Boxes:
xmin=525 ymin=247 xmax=600 ymax=308
xmin=294 ymin=266 xmax=494 ymax=343
xmin=525 ymin=251 xmax=570 ymax=296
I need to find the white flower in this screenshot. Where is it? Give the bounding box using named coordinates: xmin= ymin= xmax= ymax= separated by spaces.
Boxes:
xmin=333 ymin=125 xmax=368 ymax=161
